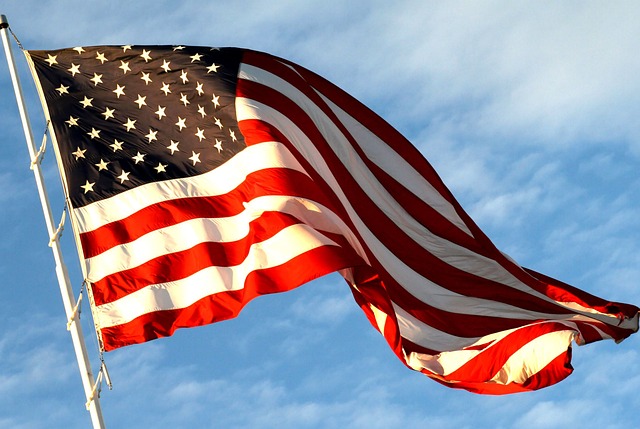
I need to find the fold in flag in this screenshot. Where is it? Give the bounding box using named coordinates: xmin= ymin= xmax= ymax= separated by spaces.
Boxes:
xmin=26 ymin=45 xmax=638 ymax=394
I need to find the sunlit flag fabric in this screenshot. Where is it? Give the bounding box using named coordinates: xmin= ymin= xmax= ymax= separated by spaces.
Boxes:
xmin=26 ymin=45 xmax=638 ymax=394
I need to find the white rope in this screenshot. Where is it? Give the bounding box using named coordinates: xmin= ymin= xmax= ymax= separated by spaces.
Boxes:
xmin=48 ymin=207 xmax=66 ymax=247
xmin=30 ymin=123 xmax=48 ymax=170
xmin=101 ymin=360 xmax=113 ymax=391
xmin=85 ymin=361 xmax=113 ymax=410
xmin=7 ymin=24 xmax=23 ymax=50
xmin=66 ymin=292 xmax=82 ymax=331
xmin=85 ymin=369 xmax=103 ymax=410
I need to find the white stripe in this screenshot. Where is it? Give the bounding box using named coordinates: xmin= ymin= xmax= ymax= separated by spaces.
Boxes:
xmin=317 ymin=92 xmax=577 ymax=308
xmin=239 ymin=64 xmax=472 ymax=236
xmin=236 ymin=99 xmax=569 ymax=321
xmin=94 ymin=223 xmax=339 ymax=328
xmin=402 ymin=315 xmax=578 ymax=378
xmin=236 ymin=71 xmax=629 ymax=328
xmin=395 ymin=304 xmax=481 ymax=353
xmin=318 ymin=92 xmax=473 ymax=236
xmin=72 ymin=141 xmax=307 ymax=233
xmin=86 ymin=194 xmax=361 ymax=282
xmin=369 ymin=304 xmax=389 ymax=334
xmin=236 ymin=67 xmax=550 ymax=298
xmin=396 ymin=301 xmax=589 ymax=353
xmin=489 ymin=329 xmax=576 ymax=384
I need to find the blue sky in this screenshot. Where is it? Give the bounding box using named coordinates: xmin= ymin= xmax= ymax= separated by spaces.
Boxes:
xmin=1 ymin=1 xmax=639 ymax=428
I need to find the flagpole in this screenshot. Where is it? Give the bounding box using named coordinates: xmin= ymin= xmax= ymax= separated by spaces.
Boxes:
xmin=1 ymin=15 xmax=107 ymax=429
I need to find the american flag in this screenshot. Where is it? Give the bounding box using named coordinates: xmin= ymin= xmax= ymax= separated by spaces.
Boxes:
xmin=27 ymin=45 xmax=638 ymax=394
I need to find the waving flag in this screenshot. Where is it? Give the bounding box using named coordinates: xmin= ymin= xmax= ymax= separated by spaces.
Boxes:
xmin=26 ymin=45 xmax=638 ymax=394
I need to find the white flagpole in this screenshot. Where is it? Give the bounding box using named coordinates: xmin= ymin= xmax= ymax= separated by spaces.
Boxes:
xmin=1 ymin=15 xmax=107 ymax=429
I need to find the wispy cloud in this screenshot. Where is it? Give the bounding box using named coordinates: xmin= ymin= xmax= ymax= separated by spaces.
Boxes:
xmin=0 ymin=315 xmax=83 ymax=429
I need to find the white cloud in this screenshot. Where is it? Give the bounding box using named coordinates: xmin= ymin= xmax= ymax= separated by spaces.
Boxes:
xmin=0 ymin=417 xmax=37 ymax=429
xmin=289 ymin=284 xmax=354 ymax=325
xmin=515 ymin=399 xmax=601 ymax=429
xmin=0 ymin=314 xmax=93 ymax=429
xmin=0 ymin=315 xmax=76 ymax=395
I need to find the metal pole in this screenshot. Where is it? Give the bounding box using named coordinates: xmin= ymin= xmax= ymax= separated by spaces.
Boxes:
xmin=0 ymin=15 xmax=106 ymax=429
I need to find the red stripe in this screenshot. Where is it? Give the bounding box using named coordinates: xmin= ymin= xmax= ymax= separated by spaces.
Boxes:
xmin=573 ymin=319 xmax=637 ymax=344
xmin=243 ymin=52 xmax=488 ymax=256
xmin=237 ymin=119 xmax=567 ymax=343
xmin=244 ymin=52 xmax=626 ymax=327
xmin=434 ymin=347 xmax=574 ymax=395
xmin=236 ymin=81 xmax=571 ymax=318
xmin=248 ymin=51 xmax=461 ymax=210
xmin=267 ymin=53 xmax=513 ymax=269
xmin=519 ymin=347 xmax=573 ymax=392
xmin=92 ymin=211 xmax=311 ymax=305
xmin=525 ymin=267 xmax=640 ymax=322
xmin=80 ymin=167 xmax=330 ymax=258
xmin=444 ymin=322 xmax=574 ymax=384
xmin=238 ymin=118 xmax=357 ymax=240
xmin=348 ymin=263 xmax=565 ymax=345
xmin=100 ymin=244 xmax=361 ymax=351
xmin=235 ymin=123 xmax=576 ymax=346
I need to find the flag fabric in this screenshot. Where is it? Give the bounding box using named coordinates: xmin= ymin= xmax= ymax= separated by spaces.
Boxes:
xmin=26 ymin=45 xmax=638 ymax=394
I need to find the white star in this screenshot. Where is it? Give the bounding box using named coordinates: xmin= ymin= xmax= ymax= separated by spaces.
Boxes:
xmin=95 ymin=159 xmax=109 ymax=171
xmin=206 ymin=63 xmax=220 ymax=73
xmin=68 ymin=63 xmax=81 ymax=76
xmin=122 ymin=45 xmax=132 ymax=52
xmin=140 ymin=49 xmax=152 ymax=62
xmin=179 ymin=70 xmax=189 ymax=84
xmin=65 ymin=116 xmax=79 ymax=127
xmin=87 ymin=128 xmax=101 ymax=139
xmin=117 ymin=170 xmax=130 ymax=183
xmin=189 ymin=151 xmax=201 ymax=165
xmin=190 ymin=53 xmax=203 ymax=62
xmin=173 ymin=46 xmax=185 ymax=51
xmin=154 ymin=163 xmax=167 ymax=173
xmin=72 ymin=147 xmax=86 ymax=160
xmin=145 ymin=129 xmax=158 ymax=143
xmin=197 ymin=105 xmax=207 ymax=118
xmin=96 ymin=52 xmax=108 ymax=64
xmin=90 ymin=73 xmax=103 ymax=86
xmin=124 ymin=118 xmax=137 ymax=131
xmin=167 ymin=140 xmax=180 ymax=154
xmin=135 ymin=94 xmax=147 ymax=109
xmin=155 ymin=106 xmax=167 ymax=120
xmin=179 ymin=93 xmax=190 ymax=106
xmin=102 ymin=107 xmax=115 ymax=120
xmin=80 ymin=180 xmax=95 ymax=194
xmin=110 ymin=139 xmax=124 ymax=152
xmin=140 ymin=72 xmax=153 ymax=85
xmin=195 ymin=127 xmax=206 ymax=141
xmin=80 ymin=96 xmax=94 ymax=108
xmin=132 ymin=152 xmax=145 ymax=164
xmin=161 ymin=60 xmax=172 ymax=73
xmin=45 ymin=54 xmax=58 ymax=66
xmin=73 ymin=47 xmax=85 ymax=54
xmin=119 ymin=61 xmax=131 ymax=73
xmin=175 ymin=117 xmax=187 ymax=131
xmin=113 ymin=84 xmax=126 ymax=98
xmin=214 ymin=139 xmax=223 ymax=152
xmin=211 ymin=93 xmax=220 ymax=108
xmin=56 ymin=84 xmax=69 ymax=95
xmin=195 ymin=82 xmax=204 ymax=96
xmin=229 ymin=129 xmax=237 ymax=142
xmin=213 ymin=117 xmax=223 ymax=129
xmin=160 ymin=82 xmax=171 ymax=95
